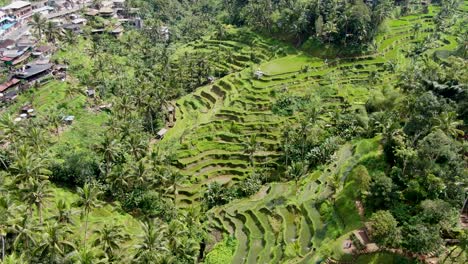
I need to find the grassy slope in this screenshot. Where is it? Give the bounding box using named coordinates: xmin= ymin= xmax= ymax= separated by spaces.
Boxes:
xmin=4 ymin=40 xmax=141 ymax=246
xmin=176 ymin=4 xmax=465 ymax=263
xmin=4 ymin=1 xmax=465 ymax=262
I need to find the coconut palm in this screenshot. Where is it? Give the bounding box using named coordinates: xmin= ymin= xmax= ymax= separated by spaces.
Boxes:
xmin=243 ymin=134 xmax=258 ymax=166
xmin=33 ymin=222 xmax=75 ymax=263
xmin=13 ymin=216 xmax=37 ymax=252
xmin=64 ymin=84 xmax=83 ymax=100
xmin=25 ymin=126 xmax=48 ymax=153
xmin=9 ymin=147 xmax=51 ymax=185
xmin=0 ymin=114 xmax=21 ymax=145
xmin=433 ymin=111 xmax=464 ymax=138
xmin=75 ymin=182 xmax=102 ymax=248
xmin=51 ymin=199 xmax=75 ymax=225
xmin=96 ymin=136 xmax=121 ymax=177
xmin=65 ymin=246 xmax=107 ymax=264
xmin=44 ymin=21 xmax=60 ymax=42
xmin=287 ymin=162 xmax=307 ymax=187
xmin=135 ymin=219 xmax=169 ymax=262
xmin=61 ymin=29 xmax=77 ymax=46
xmin=328 ymin=173 xmax=342 ymax=205
xmin=1 ymin=253 xmax=28 ymax=264
xmin=166 ymin=220 xmax=189 ymax=256
xmin=125 ymin=134 xmax=148 ymax=160
xmin=29 ymin=13 xmax=47 ymax=40
xmin=298 ymin=121 xmax=311 ymax=161
xmin=0 ymin=196 xmax=24 ymax=260
xmin=457 ymin=32 xmax=468 ymax=58
xmin=411 ymin=23 xmax=423 ymax=39
xmin=22 ymin=178 xmax=52 ymax=223
xmin=92 ymin=224 xmax=128 ymax=260
xmin=165 ymin=167 xmax=185 ymax=208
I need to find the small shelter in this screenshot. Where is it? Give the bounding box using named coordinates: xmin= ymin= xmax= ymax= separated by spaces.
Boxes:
xmin=254 ymin=70 xmax=264 ymax=79
xmin=63 ymin=115 xmax=74 ymax=125
xmin=156 ymin=128 xmax=168 ymax=139
xmin=99 ymin=7 xmax=114 ymax=17
xmin=85 ymin=88 xmax=95 ymax=98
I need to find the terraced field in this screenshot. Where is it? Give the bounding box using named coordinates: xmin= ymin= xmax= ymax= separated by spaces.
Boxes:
xmin=160 ymin=3 xmax=465 ymax=262
xmin=207 ymin=139 xmax=378 ymax=264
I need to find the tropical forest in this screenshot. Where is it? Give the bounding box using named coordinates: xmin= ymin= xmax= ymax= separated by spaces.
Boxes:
xmin=0 ymin=0 xmax=467 ymax=263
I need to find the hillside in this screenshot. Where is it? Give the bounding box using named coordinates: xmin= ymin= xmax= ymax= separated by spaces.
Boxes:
xmin=0 ymin=0 xmax=466 ymax=263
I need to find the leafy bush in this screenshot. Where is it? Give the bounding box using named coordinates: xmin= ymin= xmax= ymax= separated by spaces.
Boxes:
xmin=204 ymin=236 xmax=237 ymax=264
xmin=272 ymin=95 xmax=308 ymax=116
xmin=50 ymin=148 xmax=100 ymax=186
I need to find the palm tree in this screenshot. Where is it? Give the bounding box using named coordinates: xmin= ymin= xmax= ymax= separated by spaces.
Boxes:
xmin=96 ymin=136 xmax=121 ymax=177
xmin=0 ymin=196 xmax=24 ymax=260
xmin=92 ymin=224 xmax=128 ymax=260
xmin=1 ymin=253 xmax=27 ymax=264
xmin=9 ymin=147 xmax=51 ymax=185
xmin=0 ymin=114 xmax=21 ymax=146
xmin=165 ymin=168 xmax=185 ymax=208
xmin=433 ymin=111 xmax=464 ymax=138
xmin=411 ymin=23 xmax=423 ymax=39
xmin=13 ymin=216 xmax=37 ymax=252
xmin=26 ymin=127 xmax=48 ymax=153
xmin=33 ymin=222 xmax=75 ymax=263
xmin=166 ymin=220 xmax=197 ymax=261
xmin=298 ymin=121 xmax=311 ymax=161
xmin=29 ymin=13 xmax=47 ymax=40
xmin=125 ymin=134 xmax=147 ymax=160
xmin=243 ymin=134 xmax=258 ymax=166
xmin=457 ymin=32 xmax=468 ymax=58
xmin=65 ymin=247 xmax=107 ymax=264
xmin=44 ymin=108 xmax=64 ymax=135
xmin=44 ymin=21 xmax=60 ymax=42
xmin=22 ymin=178 xmax=52 ymax=223
xmin=328 ymin=173 xmax=342 ymax=205
xmin=64 ymin=84 xmax=83 ymax=100
xmin=75 ymin=182 xmax=102 ymax=248
xmin=135 ymin=220 xmax=169 ymax=262
xmin=61 ymin=30 xmax=77 ymax=46
xmin=287 ymin=162 xmax=306 ymax=187
xmin=52 ymin=199 xmax=75 ymax=225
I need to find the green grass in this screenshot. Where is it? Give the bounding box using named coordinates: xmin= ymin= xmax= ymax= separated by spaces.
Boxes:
xmin=261 ymin=55 xmax=318 ymax=75
xmin=205 ymin=236 xmax=238 ymax=264
xmin=354 ymin=253 xmax=418 ymax=264
xmin=43 ymin=185 xmax=142 ymax=250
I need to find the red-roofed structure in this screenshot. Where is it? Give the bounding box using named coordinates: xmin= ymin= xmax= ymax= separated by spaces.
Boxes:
xmin=0 ymin=78 xmax=20 ymax=92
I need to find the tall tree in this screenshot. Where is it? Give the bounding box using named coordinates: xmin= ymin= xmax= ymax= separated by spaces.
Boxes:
xmin=92 ymin=224 xmax=128 ymax=260
xmin=33 ymin=222 xmax=75 ymax=263
xmin=75 ymin=182 xmax=102 ymax=248
xmin=243 ymin=134 xmax=258 ymax=166
xmin=135 ymin=219 xmax=169 ymax=262
xmin=29 ymin=13 xmax=47 ymax=40
xmin=22 ymin=178 xmax=52 ymax=224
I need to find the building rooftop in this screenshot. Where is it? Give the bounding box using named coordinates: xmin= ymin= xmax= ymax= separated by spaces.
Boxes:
xmin=2 ymin=1 xmax=31 ymax=10
xmin=0 ymin=39 xmax=15 ymax=49
xmin=0 ymin=78 xmax=20 ymax=92
xmin=99 ymin=7 xmax=114 ymax=14
xmin=14 ymin=63 xmax=52 ymax=79
xmin=72 ymin=18 xmax=87 ymax=24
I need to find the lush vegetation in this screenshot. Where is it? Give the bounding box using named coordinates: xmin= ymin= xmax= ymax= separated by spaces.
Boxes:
xmin=0 ymin=0 xmax=467 ymax=263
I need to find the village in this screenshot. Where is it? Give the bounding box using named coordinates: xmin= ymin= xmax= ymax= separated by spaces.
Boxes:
xmin=0 ymin=0 xmax=146 ymax=121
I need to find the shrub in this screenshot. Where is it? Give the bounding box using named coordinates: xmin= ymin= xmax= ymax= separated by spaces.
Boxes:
xmin=205 ymin=236 xmax=237 ymax=264
xmin=367 ymin=210 xmax=401 ymax=247
xmin=50 ymin=148 xmax=100 ymax=186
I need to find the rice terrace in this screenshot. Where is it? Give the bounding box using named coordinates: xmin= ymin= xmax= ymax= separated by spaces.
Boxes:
xmin=0 ymin=0 xmax=466 ymax=263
